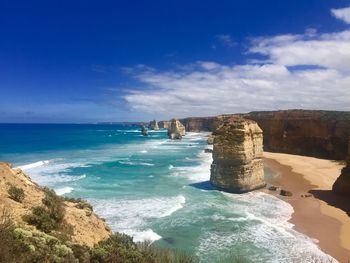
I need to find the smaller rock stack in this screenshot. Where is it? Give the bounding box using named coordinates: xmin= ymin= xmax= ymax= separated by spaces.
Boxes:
xmin=332 ymin=137 xmax=350 ymax=196
xmin=140 ymin=125 xmax=148 ymax=136
xmin=210 ymin=117 xmax=265 ymax=193
xmin=167 ymin=119 xmax=186 ymax=139
xmin=149 ymin=120 xmax=160 ymax=130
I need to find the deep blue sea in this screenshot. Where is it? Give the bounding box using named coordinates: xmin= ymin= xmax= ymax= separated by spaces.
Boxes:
xmin=0 ymin=124 xmax=335 ymax=262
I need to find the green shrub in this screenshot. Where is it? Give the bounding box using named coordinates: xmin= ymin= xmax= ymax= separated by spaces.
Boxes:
xmin=23 ymin=206 xmax=57 ymax=233
xmin=91 ymin=233 xmax=144 ymax=263
xmin=41 ymin=187 xmax=65 ymax=223
xmin=23 ymin=187 xmax=66 ymax=233
xmin=8 ymin=185 xmax=25 ymax=203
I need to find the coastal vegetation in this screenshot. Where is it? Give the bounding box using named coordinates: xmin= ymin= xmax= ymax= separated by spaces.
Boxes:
xmin=1 ymin=206 xmax=199 ymax=263
xmin=8 ymin=185 xmax=25 ymax=203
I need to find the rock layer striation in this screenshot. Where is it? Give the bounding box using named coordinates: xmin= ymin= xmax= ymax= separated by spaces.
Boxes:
xmin=210 ymin=117 xmax=265 ymax=193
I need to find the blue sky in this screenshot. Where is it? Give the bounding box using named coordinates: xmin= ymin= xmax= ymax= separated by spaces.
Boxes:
xmin=1 ymin=0 xmax=350 ymax=123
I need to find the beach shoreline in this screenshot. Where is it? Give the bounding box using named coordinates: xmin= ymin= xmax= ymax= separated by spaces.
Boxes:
xmin=263 ymin=152 xmax=350 ymax=262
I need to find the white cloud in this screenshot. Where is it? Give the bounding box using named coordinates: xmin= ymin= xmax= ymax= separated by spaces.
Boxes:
xmin=332 ymin=6 xmax=350 ymax=24
xmin=123 ymin=9 xmax=350 ymax=118
xmin=249 ymin=31 xmax=350 ymax=71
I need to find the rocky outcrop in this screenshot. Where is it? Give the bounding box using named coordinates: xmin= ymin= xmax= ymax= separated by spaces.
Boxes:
xmin=149 ymin=120 xmax=159 ymax=130
xmin=332 ymin=137 xmax=350 ymax=196
xmin=140 ymin=125 xmax=148 ymax=136
xmin=210 ymin=117 xmax=265 ymax=193
xmin=167 ymin=119 xmax=186 ymax=139
xmin=0 ymin=162 xmax=111 ymax=247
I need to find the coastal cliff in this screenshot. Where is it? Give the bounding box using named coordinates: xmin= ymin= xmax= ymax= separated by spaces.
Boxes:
xmin=210 ymin=117 xmax=265 ymax=193
xmin=243 ymin=110 xmax=350 ymax=160
xmin=0 ymin=162 xmax=111 ymax=247
xmin=167 ymin=119 xmax=186 ymax=139
xmin=180 ymin=117 xmax=221 ymax=132
xmin=168 ymin=110 xmax=350 ymax=160
xmin=332 ymin=137 xmax=350 ymax=196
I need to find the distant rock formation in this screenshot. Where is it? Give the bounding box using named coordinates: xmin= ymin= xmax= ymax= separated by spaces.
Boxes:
xmin=140 ymin=125 xmax=148 ymax=136
xmin=159 ymin=121 xmax=171 ymax=129
xmin=210 ymin=117 xmax=265 ymax=193
xmin=149 ymin=120 xmax=159 ymax=130
xmin=180 ymin=117 xmax=221 ymax=132
xmin=332 ymin=137 xmax=350 ymax=196
xmin=167 ymin=119 xmax=186 ymax=140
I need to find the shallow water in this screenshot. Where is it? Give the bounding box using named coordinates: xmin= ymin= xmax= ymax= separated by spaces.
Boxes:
xmin=0 ymin=124 xmax=336 ymax=262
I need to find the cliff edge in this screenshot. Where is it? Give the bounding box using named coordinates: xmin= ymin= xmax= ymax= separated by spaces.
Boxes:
xmin=0 ymin=162 xmax=111 ymax=247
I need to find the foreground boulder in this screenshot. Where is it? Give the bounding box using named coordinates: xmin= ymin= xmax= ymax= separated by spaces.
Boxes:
xmin=210 ymin=117 xmax=265 ymax=193
xmin=149 ymin=120 xmax=160 ymax=130
xmin=167 ymin=119 xmax=186 ymax=139
xmin=332 ymin=137 xmax=350 ymax=196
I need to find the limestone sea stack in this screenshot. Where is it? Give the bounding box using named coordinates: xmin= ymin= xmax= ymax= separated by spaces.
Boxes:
xmin=149 ymin=120 xmax=160 ymax=130
xmin=167 ymin=118 xmax=186 ymax=139
xmin=140 ymin=125 xmax=148 ymax=136
xmin=332 ymin=137 xmax=350 ymax=196
xmin=210 ymin=117 xmax=265 ymax=193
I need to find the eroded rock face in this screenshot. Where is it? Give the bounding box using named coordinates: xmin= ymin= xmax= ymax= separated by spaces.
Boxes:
xmin=332 ymin=137 xmax=350 ymax=196
xmin=149 ymin=120 xmax=159 ymax=130
xmin=210 ymin=117 xmax=265 ymax=193
xmin=167 ymin=119 xmax=186 ymax=139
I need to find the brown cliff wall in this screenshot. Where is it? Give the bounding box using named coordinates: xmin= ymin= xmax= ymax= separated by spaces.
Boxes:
xmin=244 ymin=110 xmax=350 ymax=160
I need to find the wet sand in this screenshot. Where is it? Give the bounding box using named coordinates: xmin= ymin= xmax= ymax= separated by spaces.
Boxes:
xmin=263 ymin=152 xmax=350 ymax=262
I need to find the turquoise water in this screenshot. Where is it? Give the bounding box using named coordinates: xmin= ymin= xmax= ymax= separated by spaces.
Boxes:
xmin=0 ymin=124 xmax=335 ymax=262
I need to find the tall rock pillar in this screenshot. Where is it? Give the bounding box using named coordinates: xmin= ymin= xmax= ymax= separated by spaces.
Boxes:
xmin=210 ymin=117 xmax=265 ymax=193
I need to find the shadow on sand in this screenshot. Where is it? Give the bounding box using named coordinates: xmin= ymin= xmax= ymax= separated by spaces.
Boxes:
xmin=310 ymin=189 xmax=350 ymax=217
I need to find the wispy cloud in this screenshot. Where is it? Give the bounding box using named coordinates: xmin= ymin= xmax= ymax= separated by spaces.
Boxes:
xmin=123 ymin=7 xmax=350 ymax=118
xmin=215 ymin=34 xmax=237 ymax=48
xmin=331 ymin=6 xmax=350 ymax=24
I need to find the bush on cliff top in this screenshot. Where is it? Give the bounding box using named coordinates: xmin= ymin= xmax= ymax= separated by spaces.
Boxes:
xmin=23 ymin=187 xmax=66 ymax=233
xmin=8 ymin=185 xmax=25 ymax=203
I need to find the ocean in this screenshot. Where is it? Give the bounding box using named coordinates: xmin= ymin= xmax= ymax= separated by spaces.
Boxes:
xmin=0 ymin=124 xmax=335 ymax=262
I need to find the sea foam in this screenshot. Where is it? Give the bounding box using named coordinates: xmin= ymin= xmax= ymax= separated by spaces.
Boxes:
xmin=90 ymin=195 xmax=186 ymax=242
xmin=17 ymin=160 xmax=50 ymax=170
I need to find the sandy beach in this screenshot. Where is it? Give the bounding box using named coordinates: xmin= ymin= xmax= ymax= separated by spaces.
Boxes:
xmin=264 ymin=152 xmax=350 ymax=262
